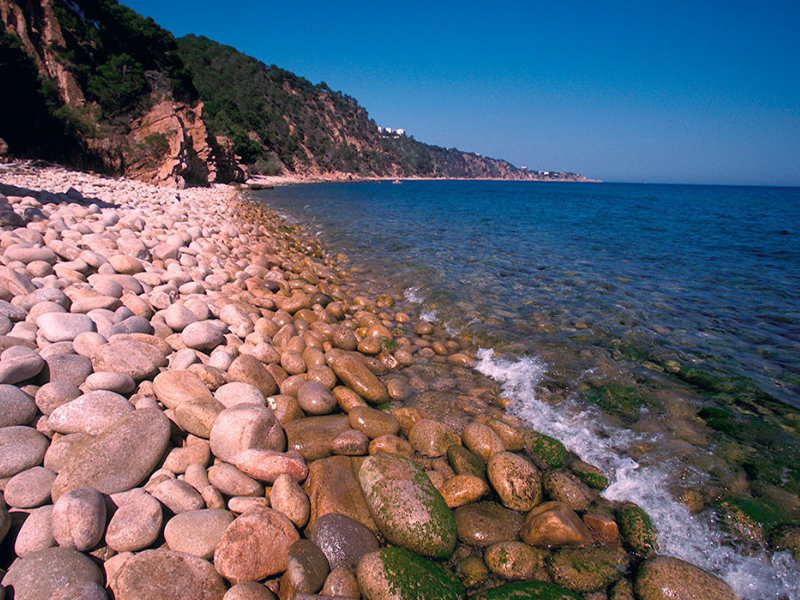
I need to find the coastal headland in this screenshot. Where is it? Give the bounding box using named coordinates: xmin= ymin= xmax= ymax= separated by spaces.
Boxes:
xmin=0 ymin=161 xmax=740 ymax=599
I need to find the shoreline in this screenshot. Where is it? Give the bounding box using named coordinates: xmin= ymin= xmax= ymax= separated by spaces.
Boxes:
xmin=0 ymin=162 xmax=758 ymax=599
xmin=246 ymin=173 xmax=602 ymax=187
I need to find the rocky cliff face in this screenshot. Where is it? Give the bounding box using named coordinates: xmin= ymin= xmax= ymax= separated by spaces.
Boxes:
xmin=0 ymin=0 xmax=245 ymax=186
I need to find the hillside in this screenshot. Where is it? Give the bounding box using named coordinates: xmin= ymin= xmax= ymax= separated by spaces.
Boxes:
xmin=0 ymin=0 xmax=588 ymax=184
xmin=177 ymin=34 xmax=585 ymax=181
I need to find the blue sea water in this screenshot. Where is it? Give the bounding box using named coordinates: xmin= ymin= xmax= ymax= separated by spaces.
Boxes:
xmin=256 ymin=181 xmax=800 ymax=598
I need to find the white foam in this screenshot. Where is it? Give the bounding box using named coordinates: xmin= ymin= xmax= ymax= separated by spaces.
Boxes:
xmin=420 ymin=309 xmax=437 ymax=323
xmin=404 ymin=286 xmax=424 ymax=304
xmin=473 ymin=348 xmax=800 ymax=600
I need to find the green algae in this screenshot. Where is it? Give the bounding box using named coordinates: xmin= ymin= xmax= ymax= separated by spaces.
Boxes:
xmin=545 ymin=546 xmax=629 ymax=593
xmin=571 ymin=462 xmax=609 ymax=490
xmin=380 ymin=337 xmax=400 ymax=353
xmin=523 ymin=431 xmax=569 ymax=470
xmin=473 ymin=580 xmax=582 ymax=600
xmin=583 ymin=383 xmax=643 ymax=422
xmin=447 ymin=444 xmax=486 ymax=479
xmin=376 ymin=547 xmax=464 ymax=600
xmin=616 ymin=502 xmax=658 ymax=559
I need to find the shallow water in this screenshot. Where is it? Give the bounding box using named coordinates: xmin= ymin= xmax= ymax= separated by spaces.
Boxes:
xmin=256 ymin=181 xmax=800 ymax=598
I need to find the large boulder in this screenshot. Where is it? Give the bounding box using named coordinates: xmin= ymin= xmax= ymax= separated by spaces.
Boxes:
xmin=634 ymin=556 xmax=738 ymax=600
xmin=113 ymin=549 xmax=226 ymax=600
xmin=356 ymin=547 xmax=464 ymax=600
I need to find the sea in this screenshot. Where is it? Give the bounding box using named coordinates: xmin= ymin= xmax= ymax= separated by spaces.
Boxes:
xmin=255 ymin=181 xmax=800 ymax=599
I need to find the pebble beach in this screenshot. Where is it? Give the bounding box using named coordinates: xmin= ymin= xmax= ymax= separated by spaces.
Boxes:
xmin=0 ymin=162 xmax=745 ymax=600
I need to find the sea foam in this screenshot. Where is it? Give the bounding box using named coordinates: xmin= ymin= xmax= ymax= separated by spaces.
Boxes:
xmin=474 ymin=348 xmax=800 ymax=600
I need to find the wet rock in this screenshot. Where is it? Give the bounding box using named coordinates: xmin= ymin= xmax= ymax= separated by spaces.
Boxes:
xmin=328 ymin=353 xmax=389 ymax=404
xmin=472 ymin=581 xmax=581 ymax=600
xmin=356 ymin=547 xmax=464 ymax=600
xmin=303 ymin=455 xmax=376 ymax=532
xmin=281 ymin=539 xmax=330 ymax=596
xmin=368 ymin=434 xmax=414 ymax=457
xmin=440 ymin=474 xmax=489 ymax=508
xmin=51 ymin=408 xmax=171 ymax=501
xmin=634 ymin=556 xmax=738 ymax=600
xmin=285 ymin=415 xmax=351 ymax=461
xmin=462 ymin=421 xmax=505 ymax=461
xmin=408 ymin=419 xmax=461 ymax=458
xmin=487 ymin=451 xmax=542 ymax=511
xmin=455 ymin=555 xmax=489 ymax=589
xmin=1 ymin=547 xmax=103 ymax=600
xmin=572 ymin=460 xmax=609 ymax=490
xmin=113 ymin=549 xmax=226 ymax=600
xmin=321 ymin=566 xmax=360 ymax=598
xmin=331 ymin=428 xmax=370 ymax=455
xmin=543 ymin=471 xmax=594 ymax=512
xmin=447 ymin=444 xmax=486 ymax=479
xmin=616 ymin=501 xmax=659 ymax=558
xmin=348 ymin=405 xmax=400 ymax=439
xmin=52 ymin=487 xmax=106 ymax=551
xmin=4 ymin=466 xmax=56 ymax=508
xmin=521 ymin=501 xmax=593 ymax=547
xmin=296 ymin=380 xmax=337 ymax=415
xmin=305 ymin=512 xmax=380 ymax=571
xmin=164 ymin=508 xmax=234 ymax=559
xmin=357 ymin=452 xmax=457 ymax=558
xmin=0 ymin=426 xmax=49 ymax=478
xmin=106 ymin=488 xmax=163 ymax=552
xmin=214 ymin=506 xmax=300 ymax=583
xmin=524 ymin=430 xmax=569 ymax=470
xmin=484 ymin=541 xmax=549 ymax=580
xmin=583 ymin=508 xmax=622 ymax=545
xmin=209 ymin=403 xmax=285 ymax=463
xmin=546 ymin=546 xmax=629 ymax=593
xmin=0 ymin=384 xmax=36 ymax=427
xmin=454 ymin=501 xmax=524 ymax=546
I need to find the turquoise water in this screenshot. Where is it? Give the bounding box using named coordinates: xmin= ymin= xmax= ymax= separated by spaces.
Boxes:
xmin=256 ymin=181 xmax=800 ymax=598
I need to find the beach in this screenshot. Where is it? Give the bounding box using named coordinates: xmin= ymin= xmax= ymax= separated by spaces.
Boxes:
xmin=0 ymin=162 xmax=766 ymax=599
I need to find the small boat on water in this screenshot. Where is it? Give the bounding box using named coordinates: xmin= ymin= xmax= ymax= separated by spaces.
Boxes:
xmin=392 ymin=179 xmax=402 ymax=184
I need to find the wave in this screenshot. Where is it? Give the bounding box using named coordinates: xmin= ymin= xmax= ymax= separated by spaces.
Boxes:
xmin=474 ymin=348 xmax=800 ymax=600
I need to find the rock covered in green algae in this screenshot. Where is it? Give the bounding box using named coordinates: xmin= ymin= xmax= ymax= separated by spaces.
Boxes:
xmin=545 ymin=545 xmax=630 ymax=593
xmin=357 ymin=452 xmax=457 ymax=558
xmin=448 ymin=444 xmax=487 ymax=479
xmin=616 ymin=502 xmax=659 ymax=558
xmin=524 ymin=431 xmax=569 ymax=470
xmin=473 ymin=580 xmax=582 ymax=600
xmin=570 ymin=460 xmax=609 ymax=490
xmin=634 ymin=556 xmax=739 ymax=600
xmin=356 ymin=547 xmax=464 ymax=600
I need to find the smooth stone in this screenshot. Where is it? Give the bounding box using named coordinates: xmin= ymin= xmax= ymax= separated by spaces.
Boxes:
xmin=41 ymin=353 xmax=93 ymax=386
xmin=0 ymin=351 xmax=44 ymax=384
xmin=163 ymin=441 xmax=211 ymax=473
xmin=234 ymin=449 xmax=309 ymax=483
xmin=49 ymin=580 xmax=107 ymax=600
xmin=4 ymin=467 xmax=56 ymax=508
xmin=322 ymin=566 xmax=360 ymax=598
xmin=105 ymin=489 xmax=163 ymax=552
xmin=356 ymin=547 xmax=464 ymax=600
xmin=408 ymin=419 xmax=461 ymax=458
xmin=153 ymin=369 xmax=213 ymax=409
xmin=303 ymin=455 xmax=377 ymax=533
xmin=328 ymin=353 xmax=389 ymax=404
xmin=285 ymin=415 xmax=351 ymax=461
xmin=15 ymin=505 xmax=56 ymax=557
xmin=281 ymin=539 xmax=330 ymax=596
xmin=357 ymin=452 xmax=457 ymax=559
xmin=82 ymin=371 xmax=136 ymax=394
xmin=368 ymin=434 xmax=414 ymax=458
xmin=43 ymin=432 xmax=93 ymax=473
xmin=48 ymin=390 xmax=134 ymax=436
xmin=209 ymin=403 xmax=285 ymax=463
xmin=0 ymin=384 xmax=36 ymax=426
xmin=72 ymin=332 xmax=107 ymax=358
xmin=546 ymin=546 xmax=630 ymax=593
xmin=0 ymin=426 xmax=49 ymax=478
xmin=472 ymin=581 xmax=581 ymax=600
xmin=521 ymin=501 xmax=594 ymax=547
xmin=164 ymin=303 xmax=199 ymax=331
xmin=296 ymin=380 xmax=336 ymax=415
xmin=634 ymin=556 xmax=738 ymax=600
xmin=306 ymin=512 xmax=380 ymax=572
xmin=485 ymin=541 xmax=549 ymax=580
xmin=439 ymin=474 xmax=489 ymax=508
xmin=164 ymin=508 xmax=234 ymax=559
xmin=227 ymin=496 xmax=268 ymax=514
xmin=174 ymin=397 xmax=226 ymax=438
xmin=543 ymin=471 xmax=594 ymax=512
xmin=348 ymin=405 xmax=400 ymax=439
xmin=214 ymin=506 xmax=300 ymax=583
xmin=330 ymin=429 xmax=369 ymax=455
xmin=208 ymin=463 xmax=265 ymax=497
xmin=113 ymin=549 xmax=226 ymax=600
xmin=269 ymin=473 xmax=311 ymax=528
xmin=151 ymin=479 xmax=205 ymax=513
xmin=51 ymin=408 xmax=171 ymax=501
xmin=52 ymin=487 xmax=106 ymax=551
xmin=1 ymin=547 xmax=103 ymax=600
xmin=462 ymin=421 xmax=505 ymax=461
xmin=227 ymin=354 xmax=278 ymax=398
xmin=91 ymin=339 xmax=166 ymax=380
xmin=36 ymin=313 xmax=95 ymax=343
xmin=487 ymin=451 xmax=542 ymax=511
xmin=214 ymin=382 xmax=266 ymax=408
xmin=454 ymin=501 xmax=525 ymax=546
xmin=223 ymin=583 xmax=276 ymax=600
xmin=182 ymin=321 xmax=225 ymax=351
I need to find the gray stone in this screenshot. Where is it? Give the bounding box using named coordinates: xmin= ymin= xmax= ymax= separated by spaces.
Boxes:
xmin=35 ymin=381 xmax=82 ymax=415
xmin=51 ymin=408 xmax=171 ymax=501
xmin=113 ymin=549 xmax=226 ymax=600
xmin=36 ymin=313 xmax=95 ymax=343
xmin=15 ymin=505 xmax=56 ymax=557
xmin=0 ymin=426 xmax=49 ymax=478
xmin=49 ymin=390 xmax=134 ymax=436
xmin=151 ymin=479 xmax=205 ymax=514
xmin=82 ymin=371 xmax=136 ymax=394
xmin=0 ymin=384 xmax=36 ymax=427
xmin=305 ymin=512 xmax=380 ymax=571
xmin=41 ymin=353 xmax=93 ymax=387
xmin=1 ymin=547 xmax=103 ymax=600
xmin=0 ymin=350 xmax=44 ymax=384
xmin=164 ymin=508 xmax=234 ymax=559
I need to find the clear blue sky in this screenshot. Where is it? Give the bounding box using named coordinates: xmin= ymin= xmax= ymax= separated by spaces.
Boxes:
xmin=124 ymin=0 xmax=800 ymax=186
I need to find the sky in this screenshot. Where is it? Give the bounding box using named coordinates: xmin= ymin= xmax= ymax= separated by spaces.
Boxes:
xmin=123 ymin=0 xmax=800 ymax=186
